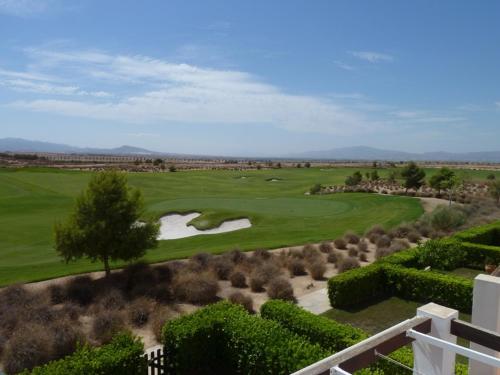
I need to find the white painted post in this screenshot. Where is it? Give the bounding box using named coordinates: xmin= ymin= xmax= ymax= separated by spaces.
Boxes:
xmin=413 ymin=302 xmax=458 ymax=375
xmin=469 ymin=274 xmax=500 ymax=375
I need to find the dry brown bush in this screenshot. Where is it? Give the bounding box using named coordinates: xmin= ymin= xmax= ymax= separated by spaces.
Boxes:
xmin=334 ymin=238 xmax=347 ymax=250
xmin=48 ymin=284 xmax=66 ymax=305
xmin=357 ymin=241 xmax=369 ymax=252
xmin=66 ymin=276 xmax=95 ymax=306
xmin=155 ymin=265 xmax=174 ymax=283
xmin=51 ymin=319 xmax=85 ymax=359
xmin=228 ymin=292 xmax=254 ymax=313
xmin=3 ymin=324 xmax=53 ymax=374
xmin=252 ymin=249 xmax=271 ymax=260
xmin=365 ymin=224 xmax=386 ymax=237
xmin=267 ymin=277 xmax=296 ymax=302
xmin=368 ymin=233 xmax=381 ymax=244
xmin=359 ymin=252 xmax=368 ymax=262
xmin=302 ymin=244 xmax=321 ymax=260
xmin=407 ymin=230 xmax=422 ymax=243
xmin=249 ymin=272 xmax=267 ymax=292
xmin=376 ymin=235 xmax=392 ymax=249
xmin=344 ymin=231 xmax=360 ymax=244
xmin=210 ymin=257 xmax=234 ymax=280
xmin=229 ymin=271 xmax=247 ymax=288
xmin=151 ymin=306 xmax=171 ymax=342
xmin=173 ymin=272 xmax=220 ymax=305
xmin=288 ymin=258 xmax=307 ymax=276
xmin=347 ymin=247 xmax=358 ymax=257
xmin=60 ymin=303 xmax=83 ymax=321
xmin=375 ymin=247 xmax=393 ymax=259
xmin=190 ymin=252 xmax=213 ymax=267
xmin=307 ymin=260 xmax=326 ymax=280
xmin=127 ymin=297 xmax=153 ymax=327
xmin=98 ymin=288 xmax=126 ymax=310
xmin=91 ymin=310 xmax=126 ymax=345
xmin=327 ymin=251 xmax=340 ymax=264
xmin=338 ymin=257 xmax=361 ymax=273
xmin=319 ymin=242 xmax=333 ymax=253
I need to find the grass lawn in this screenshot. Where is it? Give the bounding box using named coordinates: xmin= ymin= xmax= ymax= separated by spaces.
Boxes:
xmin=322 ymin=297 xmax=472 ymax=363
xmin=0 ymin=165 xmax=487 ymax=286
xmin=445 ymin=267 xmax=486 ymax=279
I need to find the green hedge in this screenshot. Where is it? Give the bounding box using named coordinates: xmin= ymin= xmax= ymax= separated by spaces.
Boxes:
xmin=416 ymin=238 xmax=467 ymax=270
xmin=454 ymin=221 xmax=500 ymax=246
xmin=461 ymin=241 xmax=500 ymax=268
xmin=260 ymin=300 xmax=367 ymax=352
xmin=378 ymin=247 xmax=419 ymax=267
xmin=23 ymin=333 xmax=145 ymax=375
xmin=162 ymin=301 xmax=328 ymax=375
xmin=384 ymin=264 xmax=473 ymax=313
xmin=328 ymin=264 xmax=388 ymax=309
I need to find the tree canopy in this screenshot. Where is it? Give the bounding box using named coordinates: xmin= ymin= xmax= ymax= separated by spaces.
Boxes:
xmin=489 ymin=180 xmax=500 ymax=205
xmin=429 ymin=168 xmax=456 ymax=193
xmin=401 ymin=162 xmax=426 ymax=191
xmin=54 ymin=170 xmax=159 ymax=277
xmin=345 ymin=171 xmax=363 ymax=186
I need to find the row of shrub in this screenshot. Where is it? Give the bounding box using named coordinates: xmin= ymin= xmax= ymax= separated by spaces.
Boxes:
xmin=21 ymin=333 xmax=145 ymax=375
xmin=162 ymin=301 xmax=328 ymax=374
xmin=454 ymin=221 xmax=500 ymax=245
xmin=328 ymin=262 xmax=473 ymax=313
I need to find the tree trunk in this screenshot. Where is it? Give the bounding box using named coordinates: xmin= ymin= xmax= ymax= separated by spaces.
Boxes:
xmin=103 ymin=256 xmax=111 ymax=278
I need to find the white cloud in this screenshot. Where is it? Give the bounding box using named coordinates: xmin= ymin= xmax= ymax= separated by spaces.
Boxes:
xmin=9 ymin=49 xmax=374 ymax=135
xmin=333 ymin=60 xmax=355 ymax=71
xmin=496 ymin=101 xmax=500 ymax=108
xmin=0 ymin=0 xmax=51 ymax=16
xmin=350 ymin=51 xmax=394 ymax=63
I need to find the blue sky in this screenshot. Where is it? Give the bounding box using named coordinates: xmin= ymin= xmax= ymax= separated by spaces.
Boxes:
xmin=1 ymin=0 xmax=499 ymax=156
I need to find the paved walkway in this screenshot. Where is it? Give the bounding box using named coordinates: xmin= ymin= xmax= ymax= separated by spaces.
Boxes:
xmin=297 ymin=288 xmax=330 ymax=314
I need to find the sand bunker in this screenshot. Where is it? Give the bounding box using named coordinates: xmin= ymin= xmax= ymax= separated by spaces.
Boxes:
xmin=159 ymin=213 xmax=251 ymax=240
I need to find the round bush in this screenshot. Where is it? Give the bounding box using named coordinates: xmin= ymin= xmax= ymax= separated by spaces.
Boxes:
xmin=344 ymin=231 xmax=360 ymax=244
xmin=338 ymin=257 xmax=361 ymax=273
xmin=327 ymin=251 xmax=340 ymax=264
xmin=359 ymin=252 xmax=368 ymax=262
xmin=334 ymin=238 xmax=347 ymax=250
xmin=307 ymin=261 xmax=326 ymax=280
xmin=376 ymin=235 xmax=392 ymax=249
xmin=407 ymin=230 xmax=422 ymax=243
xmin=66 ymin=276 xmax=95 ymax=306
xmin=267 ymin=277 xmax=295 ymax=302
xmin=99 ymin=288 xmax=126 ymax=310
xmin=190 ymin=252 xmax=213 ymax=267
xmin=210 ymin=257 xmax=234 ymax=280
xmin=48 ymin=284 xmax=66 ymax=305
xmin=4 ymin=324 xmax=53 ymax=374
xmin=91 ymin=311 xmax=126 ymax=344
xmin=51 ymin=320 xmax=85 ymax=359
xmin=375 ymin=247 xmax=393 ymax=259
xmin=173 ymin=272 xmax=220 ymax=305
xmin=365 ymin=224 xmax=386 ymax=237
xmin=151 ymin=306 xmax=171 ymax=342
xmin=249 ymin=272 xmax=266 ymax=292
xmin=252 ymin=249 xmax=271 ymax=260
xmin=128 ymin=297 xmax=152 ymax=327
xmin=357 ymin=241 xmax=368 ymax=252
xmin=149 ymin=284 xmax=174 ymax=304
xmin=228 ymin=292 xmax=254 ymax=313
xmin=155 ymin=265 xmax=174 ymax=283
xmin=302 ymin=244 xmax=321 ymax=261
xmin=368 ymin=233 xmax=380 ymax=244
xmin=229 ymin=271 xmax=247 ymax=288
xmin=288 ymin=258 xmax=307 ymax=276
xmin=348 ymin=247 xmax=358 ymax=257
xmin=319 ymin=242 xmax=333 ymax=253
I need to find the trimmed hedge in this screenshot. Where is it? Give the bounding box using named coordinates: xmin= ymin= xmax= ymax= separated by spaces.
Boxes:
xmin=162 ymin=301 xmax=328 ymax=374
xmin=384 ymin=264 xmax=473 ymax=313
xmin=378 ymin=247 xmax=419 ymax=267
xmin=260 ymin=300 xmax=367 ymax=352
xmin=328 ymin=264 xmax=388 ymax=309
xmin=22 ymin=333 xmax=145 ymax=375
xmin=416 ymin=238 xmax=467 ymax=270
xmin=454 ymin=221 xmax=500 ymax=245
xmin=461 ymin=241 xmax=500 ymax=268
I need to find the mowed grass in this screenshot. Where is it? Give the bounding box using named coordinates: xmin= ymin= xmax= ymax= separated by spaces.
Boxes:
xmin=0 ymin=165 xmax=461 ymax=286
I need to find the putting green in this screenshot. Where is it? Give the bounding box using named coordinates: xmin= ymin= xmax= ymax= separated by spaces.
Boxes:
xmin=0 ymin=166 xmax=430 ymax=285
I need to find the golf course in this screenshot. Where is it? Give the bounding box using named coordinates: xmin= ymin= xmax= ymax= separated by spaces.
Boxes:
xmin=0 ymin=166 xmax=494 ymax=286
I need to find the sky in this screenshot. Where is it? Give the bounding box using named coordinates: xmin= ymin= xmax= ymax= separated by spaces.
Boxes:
xmin=0 ymin=0 xmax=499 ymax=156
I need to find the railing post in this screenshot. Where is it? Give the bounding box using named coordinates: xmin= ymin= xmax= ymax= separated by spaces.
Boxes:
xmin=413 ymin=302 xmax=458 ymax=375
xmin=469 ymin=274 xmax=500 ymax=375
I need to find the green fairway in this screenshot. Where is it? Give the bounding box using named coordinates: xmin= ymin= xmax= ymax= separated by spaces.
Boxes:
xmin=0 ymin=166 xmax=430 ymax=285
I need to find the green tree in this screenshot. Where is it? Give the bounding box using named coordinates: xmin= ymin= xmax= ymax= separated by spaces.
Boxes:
xmin=54 ymin=171 xmax=159 ymax=277
xmin=429 ymin=168 xmax=455 ymax=194
xmin=489 ymin=180 xmax=500 ymax=205
xmin=169 ymin=165 xmax=177 ymax=172
xmin=276 ymin=162 xmax=282 ymax=169
xmin=487 ymin=173 xmax=496 ymax=180
xmin=153 ymin=158 xmax=163 ymax=166
xmin=304 ymin=162 xmax=311 ymax=168
xmin=401 ymin=162 xmax=426 ymax=192
xmin=370 ymin=170 xmax=379 ymax=181
xmin=345 ymin=171 xmax=363 ymax=186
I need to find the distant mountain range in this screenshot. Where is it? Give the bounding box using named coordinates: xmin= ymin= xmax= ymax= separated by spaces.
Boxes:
xmin=0 ymin=138 xmax=159 ymax=155
xmin=1 ymin=138 xmax=500 ymax=162
xmin=290 ymin=146 xmax=500 ymax=163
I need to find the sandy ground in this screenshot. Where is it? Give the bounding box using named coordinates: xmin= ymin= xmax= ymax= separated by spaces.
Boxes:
xmin=158 ymin=213 xmax=251 ymax=240
xmin=418 ymin=196 xmax=454 ymax=213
